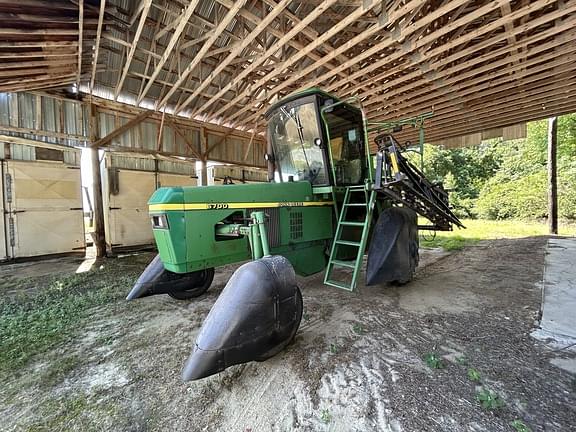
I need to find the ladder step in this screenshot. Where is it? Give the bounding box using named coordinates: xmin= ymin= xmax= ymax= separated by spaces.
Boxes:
xmin=330 ymin=259 xmax=356 ymax=269
xmin=335 ymin=240 xmax=361 ymax=247
xmin=340 ymin=221 xmax=365 ymax=227
xmin=325 ymin=279 xmax=353 ymax=291
xmin=344 ymin=203 xmax=366 ymax=207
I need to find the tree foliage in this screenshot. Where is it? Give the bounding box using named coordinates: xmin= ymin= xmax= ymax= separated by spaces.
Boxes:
xmin=417 ymin=113 xmax=576 ymax=220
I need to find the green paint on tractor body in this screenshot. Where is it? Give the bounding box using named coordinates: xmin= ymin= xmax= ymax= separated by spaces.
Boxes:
xmin=149 ymin=181 xmax=334 ymax=276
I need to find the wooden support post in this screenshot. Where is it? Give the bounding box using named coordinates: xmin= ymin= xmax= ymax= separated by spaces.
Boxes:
xmin=89 ymin=104 xmax=106 ymax=257
xmin=547 ymin=116 xmax=558 ymax=235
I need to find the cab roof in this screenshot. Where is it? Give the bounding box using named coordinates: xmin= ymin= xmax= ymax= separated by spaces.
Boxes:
xmin=264 ymin=87 xmax=345 ymax=118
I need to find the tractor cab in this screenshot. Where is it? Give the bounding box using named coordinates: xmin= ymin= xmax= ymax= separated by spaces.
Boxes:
xmin=265 ymin=88 xmax=368 ymax=187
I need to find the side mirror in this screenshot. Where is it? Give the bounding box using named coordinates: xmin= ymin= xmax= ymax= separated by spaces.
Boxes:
xmin=313 ymin=137 xmax=322 ymax=147
xmin=264 ymin=153 xmax=274 ymax=162
xmin=392 ymin=125 xmax=403 ymax=133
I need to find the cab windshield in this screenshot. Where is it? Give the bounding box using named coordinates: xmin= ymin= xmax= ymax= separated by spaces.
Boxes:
xmin=268 ymin=102 xmax=328 ymax=185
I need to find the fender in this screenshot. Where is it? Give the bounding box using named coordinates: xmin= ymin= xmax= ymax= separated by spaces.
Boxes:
xmin=182 ymin=255 xmax=303 ymax=381
xmin=366 ymin=207 xmax=419 ymax=285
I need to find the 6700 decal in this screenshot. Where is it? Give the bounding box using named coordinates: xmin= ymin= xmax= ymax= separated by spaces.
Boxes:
xmin=207 ymin=203 xmax=229 ymax=209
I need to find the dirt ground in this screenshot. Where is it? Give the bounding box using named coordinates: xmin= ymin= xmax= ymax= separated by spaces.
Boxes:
xmin=1 ymin=237 xmax=575 ymax=432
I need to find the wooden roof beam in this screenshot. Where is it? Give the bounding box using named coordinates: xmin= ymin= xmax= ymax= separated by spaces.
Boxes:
xmin=332 ymin=0 xmax=556 ymax=97
xmin=383 ymin=44 xmax=576 ymax=121
xmin=236 ymin=0 xmax=467 ymax=127
xmin=205 ymin=0 xmax=385 ymax=122
xmin=113 ymin=0 xmax=152 ymax=101
xmin=421 ymin=88 xmax=576 ymax=142
xmin=89 ymin=0 xmax=106 ymax=93
xmin=363 ymin=21 xmax=576 ymax=117
xmin=189 ymin=0 xmax=364 ymax=120
xmin=136 ymin=8 xmax=164 ymax=103
xmin=215 ymin=0 xmax=355 ymax=85
xmin=391 ymin=66 xmax=576 ymax=128
xmin=136 ymin=0 xmax=201 ymax=105
xmin=371 ymin=45 xmax=576 ymax=125
xmin=156 ymin=0 xmax=248 ymax=111
xmin=262 ymin=0 xmax=365 ymax=84
xmin=172 ymin=0 xmax=293 ymax=116
xmin=425 ymin=74 xmax=576 ymax=133
xmin=150 ymin=2 xmax=243 ymax=44
xmin=76 ymin=0 xmax=83 ymax=89
xmin=352 ymin=2 xmax=576 ymax=112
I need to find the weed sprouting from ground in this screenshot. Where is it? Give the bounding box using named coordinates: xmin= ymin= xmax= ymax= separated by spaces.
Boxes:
xmin=352 ymin=323 xmax=365 ymax=335
xmin=320 ymin=409 xmax=332 ymax=424
xmin=0 ymin=260 xmax=140 ymax=377
xmin=476 ymin=389 xmax=505 ymax=411
xmin=511 ymin=419 xmax=532 ymax=432
xmin=467 ymin=368 xmax=481 ymax=382
xmin=423 ymin=352 xmax=445 ymax=369
xmin=455 ymin=356 xmax=468 ymax=365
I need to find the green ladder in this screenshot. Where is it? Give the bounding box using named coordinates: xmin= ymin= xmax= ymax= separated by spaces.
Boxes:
xmin=324 ymin=185 xmax=376 ymax=291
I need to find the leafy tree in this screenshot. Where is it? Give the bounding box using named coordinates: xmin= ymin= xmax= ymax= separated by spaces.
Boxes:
xmin=412 ymin=113 xmax=576 ymax=220
xmin=476 ymin=114 xmax=576 ymax=220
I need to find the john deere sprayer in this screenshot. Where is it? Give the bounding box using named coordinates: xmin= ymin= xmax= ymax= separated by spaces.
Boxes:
xmin=127 ymin=88 xmax=463 ymax=381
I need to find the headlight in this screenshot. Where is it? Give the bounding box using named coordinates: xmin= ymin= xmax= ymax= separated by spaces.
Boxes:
xmin=151 ymin=214 xmax=169 ymax=229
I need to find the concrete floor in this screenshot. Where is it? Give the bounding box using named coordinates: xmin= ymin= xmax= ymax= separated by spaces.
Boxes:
xmin=532 ymin=237 xmax=576 ymax=374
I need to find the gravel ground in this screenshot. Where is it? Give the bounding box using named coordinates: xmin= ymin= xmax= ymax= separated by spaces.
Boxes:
xmin=1 ymin=237 xmax=575 ymax=432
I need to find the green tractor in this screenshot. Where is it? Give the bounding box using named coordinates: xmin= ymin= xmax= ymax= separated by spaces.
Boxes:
xmin=127 ymin=88 xmax=462 ymax=381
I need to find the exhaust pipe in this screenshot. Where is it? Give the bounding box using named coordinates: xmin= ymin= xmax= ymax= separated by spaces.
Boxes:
xmin=182 ymin=255 xmax=303 ymax=381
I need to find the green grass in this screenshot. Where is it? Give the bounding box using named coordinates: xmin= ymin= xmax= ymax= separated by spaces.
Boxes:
xmin=0 ymin=261 xmax=140 ymax=378
xmin=420 ymin=218 xmax=576 ymax=250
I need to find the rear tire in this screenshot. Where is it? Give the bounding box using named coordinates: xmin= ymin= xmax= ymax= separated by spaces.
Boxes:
xmin=168 ymin=268 xmax=215 ymax=300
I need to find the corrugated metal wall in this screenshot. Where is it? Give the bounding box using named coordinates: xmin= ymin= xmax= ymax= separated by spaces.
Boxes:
xmin=106 ymin=153 xmax=196 ymax=175
xmin=211 ymin=166 xmax=267 ymax=183
xmin=0 ymin=92 xmax=266 ymax=168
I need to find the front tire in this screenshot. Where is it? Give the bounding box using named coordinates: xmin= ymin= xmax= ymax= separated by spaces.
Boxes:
xmin=168 ymin=268 xmax=215 ymax=300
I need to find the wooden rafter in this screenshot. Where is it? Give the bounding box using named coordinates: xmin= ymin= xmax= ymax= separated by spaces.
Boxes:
xmin=3 ymin=0 xmax=575 ymax=149
xmin=76 ymin=0 xmax=84 ymax=90
xmin=239 ymin=0 xmax=564 ymax=127
xmin=114 ymin=0 xmax=152 ymax=101
xmin=200 ymin=0 xmax=384 ymax=121
xmin=136 ymin=0 xmax=201 ymax=104
xmin=187 ymin=0 xmax=343 ymax=118
xmin=156 ymin=0 xmax=248 ymax=110
xmin=89 ymin=0 xmax=106 ymax=93
xmin=173 ymin=0 xmax=294 ymax=115
xmin=236 ymin=0 xmax=471 ymax=126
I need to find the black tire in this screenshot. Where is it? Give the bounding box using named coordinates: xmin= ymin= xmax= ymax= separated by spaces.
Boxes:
xmin=168 ymin=268 xmax=215 ymax=300
xmin=255 ymin=286 xmax=303 ymax=361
